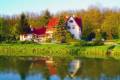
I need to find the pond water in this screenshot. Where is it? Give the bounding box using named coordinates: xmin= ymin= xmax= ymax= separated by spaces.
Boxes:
xmin=0 ymin=56 xmax=120 ymax=80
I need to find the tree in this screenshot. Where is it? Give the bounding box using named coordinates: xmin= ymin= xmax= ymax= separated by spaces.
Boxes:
xmin=0 ymin=17 xmax=11 ymax=41
xmin=101 ymin=11 xmax=120 ymax=39
xmin=18 ymin=13 xmax=31 ymax=34
xmin=81 ymin=7 xmax=103 ymax=40
xmin=38 ymin=10 xmax=52 ymax=26
xmin=53 ymin=16 xmax=73 ymax=43
xmin=0 ymin=17 xmax=4 ymax=41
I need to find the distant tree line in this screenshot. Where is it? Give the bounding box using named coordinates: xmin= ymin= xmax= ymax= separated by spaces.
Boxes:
xmin=0 ymin=7 xmax=120 ymax=42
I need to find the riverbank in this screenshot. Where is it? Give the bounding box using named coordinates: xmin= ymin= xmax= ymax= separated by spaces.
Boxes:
xmin=0 ymin=43 xmax=120 ymax=59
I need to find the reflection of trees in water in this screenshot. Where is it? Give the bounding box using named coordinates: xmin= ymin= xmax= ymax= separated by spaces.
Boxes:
xmin=54 ymin=57 xmax=73 ymax=79
xmin=80 ymin=58 xmax=103 ymax=80
xmin=29 ymin=59 xmax=49 ymax=80
xmin=0 ymin=56 xmax=16 ymax=72
xmin=80 ymin=58 xmax=120 ymax=80
xmin=15 ymin=59 xmax=32 ymax=80
xmin=0 ymin=56 xmax=120 ymax=80
xmin=0 ymin=56 xmax=32 ymax=80
xmin=102 ymin=60 xmax=120 ymax=76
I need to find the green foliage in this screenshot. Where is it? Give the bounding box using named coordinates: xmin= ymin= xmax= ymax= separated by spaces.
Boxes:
xmin=72 ymin=40 xmax=104 ymax=47
xmin=38 ymin=10 xmax=52 ymax=26
xmin=45 ymin=38 xmax=52 ymax=43
xmin=92 ymin=40 xmax=104 ymax=46
xmin=17 ymin=41 xmax=35 ymax=44
xmin=0 ymin=44 xmax=120 ymax=59
xmin=53 ymin=16 xmax=74 ymax=43
xmin=18 ymin=13 xmax=31 ymax=34
xmin=81 ymin=7 xmax=103 ymax=40
xmin=101 ymin=11 xmax=120 ymax=39
xmin=0 ymin=7 xmax=120 ymax=43
xmin=72 ymin=40 xmax=88 ymax=46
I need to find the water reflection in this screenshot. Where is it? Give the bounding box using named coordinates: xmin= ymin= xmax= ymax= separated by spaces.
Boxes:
xmin=0 ymin=56 xmax=120 ymax=80
xmin=0 ymin=72 xmax=20 ymax=80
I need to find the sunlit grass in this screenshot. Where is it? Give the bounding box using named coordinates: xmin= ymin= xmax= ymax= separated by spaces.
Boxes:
xmin=0 ymin=43 xmax=120 ymax=59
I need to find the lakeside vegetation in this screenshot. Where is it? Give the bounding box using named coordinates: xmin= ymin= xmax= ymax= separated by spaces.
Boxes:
xmin=0 ymin=43 xmax=120 ymax=59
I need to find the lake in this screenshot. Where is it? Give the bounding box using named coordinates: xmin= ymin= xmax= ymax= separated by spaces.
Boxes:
xmin=0 ymin=56 xmax=120 ymax=80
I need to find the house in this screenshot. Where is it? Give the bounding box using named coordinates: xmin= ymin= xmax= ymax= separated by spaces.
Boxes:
xmin=20 ymin=34 xmax=32 ymax=41
xmin=46 ymin=17 xmax=59 ymax=39
xmin=20 ymin=26 xmax=47 ymax=42
xmin=46 ymin=16 xmax=82 ymax=40
xmin=32 ymin=27 xmax=47 ymax=42
xmin=20 ymin=16 xmax=82 ymax=42
xmin=66 ymin=16 xmax=82 ymax=40
xmin=20 ymin=27 xmax=33 ymax=41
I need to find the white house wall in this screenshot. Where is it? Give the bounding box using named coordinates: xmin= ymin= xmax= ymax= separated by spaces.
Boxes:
xmin=67 ymin=17 xmax=81 ymax=39
xmin=20 ymin=34 xmax=33 ymax=41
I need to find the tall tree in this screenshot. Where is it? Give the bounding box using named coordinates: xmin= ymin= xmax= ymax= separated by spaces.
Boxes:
xmin=38 ymin=10 xmax=52 ymax=26
xmin=53 ymin=16 xmax=73 ymax=43
xmin=18 ymin=13 xmax=31 ymax=34
xmin=81 ymin=7 xmax=103 ymax=40
xmin=101 ymin=11 xmax=120 ymax=39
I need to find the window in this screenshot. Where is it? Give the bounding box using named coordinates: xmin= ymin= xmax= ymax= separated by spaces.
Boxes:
xmin=69 ymin=20 xmax=73 ymax=23
xmin=67 ymin=26 xmax=71 ymax=29
xmin=71 ymin=34 xmax=74 ymax=38
xmin=24 ymin=34 xmax=27 ymax=38
xmin=72 ymin=26 xmax=75 ymax=29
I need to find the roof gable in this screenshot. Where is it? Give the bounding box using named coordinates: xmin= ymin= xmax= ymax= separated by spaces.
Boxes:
xmin=66 ymin=16 xmax=82 ymax=31
xmin=74 ymin=17 xmax=82 ymax=31
xmin=47 ymin=17 xmax=59 ymax=30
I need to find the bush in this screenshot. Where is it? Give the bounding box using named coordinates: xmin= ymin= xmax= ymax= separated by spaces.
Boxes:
xmin=72 ymin=40 xmax=88 ymax=47
xmin=1 ymin=40 xmax=17 ymax=44
xmin=72 ymin=40 xmax=104 ymax=47
xmin=17 ymin=41 xmax=36 ymax=44
xmin=46 ymin=38 xmax=52 ymax=43
xmin=91 ymin=40 xmax=104 ymax=46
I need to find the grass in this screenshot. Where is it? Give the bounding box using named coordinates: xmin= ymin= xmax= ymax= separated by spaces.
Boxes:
xmin=79 ymin=45 xmax=110 ymax=58
xmin=111 ymin=45 xmax=120 ymax=59
xmin=0 ymin=43 xmax=120 ymax=59
xmin=0 ymin=44 xmax=71 ymax=57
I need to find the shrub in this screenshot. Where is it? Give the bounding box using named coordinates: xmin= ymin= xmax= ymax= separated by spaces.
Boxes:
xmin=72 ymin=40 xmax=88 ymax=47
xmin=92 ymin=40 xmax=104 ymax=46
xmin=17 ymin=41 xmax=35 ymax=44
xmin=46 ymin=38 xmax=52 ymax=43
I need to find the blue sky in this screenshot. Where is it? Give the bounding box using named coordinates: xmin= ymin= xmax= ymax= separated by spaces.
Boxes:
xmin=0 ymin=0 xmax=120 ymax=15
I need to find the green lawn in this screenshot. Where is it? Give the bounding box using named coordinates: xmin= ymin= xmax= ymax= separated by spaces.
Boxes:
xmin=0 ymin=43 xmax=120 ymax=59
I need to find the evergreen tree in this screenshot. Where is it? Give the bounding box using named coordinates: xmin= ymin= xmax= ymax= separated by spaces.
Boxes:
xmin=38 ymin=10 xmax=52 ymax=26
xmin=18 ymin=13 xmax=31 ymax=34
xmin=53 ymin=16 xmax=74 ymax=43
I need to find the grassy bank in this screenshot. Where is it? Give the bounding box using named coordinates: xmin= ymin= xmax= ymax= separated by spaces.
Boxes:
xmin=0 ymin=43 xmax=120 ymax=59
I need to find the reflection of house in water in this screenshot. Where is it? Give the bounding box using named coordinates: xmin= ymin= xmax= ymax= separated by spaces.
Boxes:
xmin=68 ymin=59 xmax=81 ymax=78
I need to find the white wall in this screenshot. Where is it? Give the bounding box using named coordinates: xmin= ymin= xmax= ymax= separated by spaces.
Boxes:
xmin=20 ymin=34 xmax=33 ymax=41
xmin=67 ymin=17 xmax=82 ymax=40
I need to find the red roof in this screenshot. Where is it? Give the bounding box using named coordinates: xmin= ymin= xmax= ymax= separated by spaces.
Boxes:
xmin=32 ymin=27 xmax=46 ymax=35
xmin=74 ymin=17 xmax=82 ymax=31
xmin=66 ymin=16 xmax=82 ymax=31
xmin=47 ymin=18 xmax=59 ymax=30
